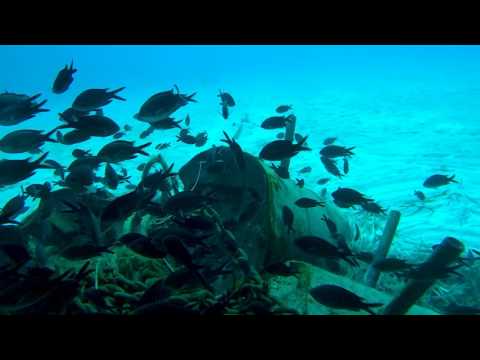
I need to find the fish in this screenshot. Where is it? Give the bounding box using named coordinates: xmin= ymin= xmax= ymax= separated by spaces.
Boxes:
xmin=67 ymin=156 xmax=103 ymax=171
xmin=321 ymin=215 xmax=338 ymax=238
xmin=104 ymin=163 xmax=130 ymax=190
xmin=270 ymin=163 xmax=290 ymax=179
xmin=119 ymin=233 xmax=167 ymax=259
xmin=57 ymin=129 xmax=91 ymax=145
xmin=294 ymin=197 xmax=325 ymax=208
xmin=0 ymin=92 xmax=49 ymax=126
xmin=136 ymin=163 xmax=146 ymax=171
xmin=309 ymin=284 xmax=383 ymax=315
xmin=317 ymin=178 xmax=330 ymax=185
xmin=113 ymin=131 xmax=126 ymax=139
xmin=332 ymin=187 xmax=373 ymax=208
xmin=24 ymin=182 xmax=51 ymax=199
xmin=172 ymin=215 xmax=216 ymax=232
xmin=60 ymin=243 xmax=113 ymax=260
xmin=194 ymin=132 xmax=208 ymax=147
xmin=320 ymin=145 xmax=355 ymax=158
xmin=294 ymin=133 xmax=307 ymax=144
xmin=155 ymin=143 xmax=171 ymax=150
xmin=218 ymin=91 xmax=235 ymax=107
xmin=221 ymin=103 xmax=229 ymax=119
xmin=275 ymin=105 xmax=292 ymax=113
xmin=320 ymin=156 xmax=343 ymax=178
xmin=261 ymin=115 xmax=294 ymax=130
xmin=372 ymin=258 xmax=414 ymax=272
xmin=264 ymin=261 xmax=301 ymax=276
xmin=1 ymin=192 xmax=28 ymax=221
xmin=0 ymin=129 xmax=57 ymax=154
xmin=414 ymin=190 xmax=426 ymax=200
xmin=52 ymin=61 xmax=77 ymax=94
xmin=177 ymin=133 xmax=197 ymax=145
xmin=57 ymin=113 xmax=120 ymax=137
xmin=299 ymin=166 xmax=312 ymax=174
xmin=164 ymin=190 xmax=217 ymax=214
xmin=423 ymin=174 xmax=458 ymax=188
xmin=343 ymin=158 xmax=349 ymax=175
xmin=282 ymin=206 xmax=294 ymax=234
xmin=138 ymin=163 xmax=177 ymax=193
xmin=43 ymin=160 xmax=66 ymax=180
xmin=294 ymin=236 xmax=357 ymax=266
xmin=63 ymin=165 xmax=97 ymax=191
xmin=123 ymin=124 xmax=132 ymax=132
xmin=360 ymin=201 xmax=387 ymax=215
xmin=323 ymin=137 xmax=337 ymax=145
xmin=440 ymin=302 xmax=480 ymax=315
xmin=134 ymin=86 xmax=196 ymax=124
xmin=72 ymin=87 xmax=126 ymax=112
xmin=221 ymin=131 xmax=245 ymax=170
xmin=97 ymin=140 xmax=151 ymax=163
xmin=0 ymin=152 xmax=51 ymax=187
xmin=72 ymin=149 xmax=92 ymax=158
xmin=295 ymin=178 xmax=304 ymax=188
xmin=185 ymin=114 xmax=191 ymax=127
xmin=259 ymin=136 xmax=311 ymax=161
xmin=276 ymin=132 xmax=285 ymax=139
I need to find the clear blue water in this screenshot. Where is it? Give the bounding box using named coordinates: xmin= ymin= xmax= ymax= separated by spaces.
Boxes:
xmin=1 ymin=45 xmax=480 ymax=314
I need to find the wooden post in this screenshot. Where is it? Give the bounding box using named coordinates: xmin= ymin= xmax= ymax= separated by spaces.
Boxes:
xmin=364 ymin=210 xmax=401 ymax=287
xmin=383 ymin=236 xmax=465 ymax=315
xmin=280 ymin=114 xmax=296 ymax=177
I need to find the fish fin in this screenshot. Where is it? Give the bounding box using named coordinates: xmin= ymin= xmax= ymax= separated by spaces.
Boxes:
xmin=449 ymin=175 xmax=459 ymax=183
xmin=136 ymin=142 xmax=152 ymax=156
xmin=43 ymin=128 xmax=59 ymax=143
xmin=109 ymin=87 xmax=126 ymax=101
xmin=186 ymin=92 xmax=197 ymax=103
xmin=33 ymin=152 xmax=49 ymax=166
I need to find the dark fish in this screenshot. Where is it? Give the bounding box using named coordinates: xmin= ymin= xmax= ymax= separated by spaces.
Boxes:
xmin=320 ymin=156 xmax=343 ymax=178
xmin=138 ymin=163 xmax=177 ymax=193
xmin=332 ymin=188 xmax=373 ymax=208
xmin=309 ymin=284 xmax=383 ymax=315
xmin=423 ymin=174 xmax=458 ymax=188
xmin=372 ymin=258 xmax=414 ymax=272
xmin=275 ymin=105 xmax=292 ymax=113
xmin=177 ymin=133 xmax=197 ymax=145
xmin=294 ymin=236 xmax=357 ymax=266
xmin=402 ymin=264 xmax=464 ymax=281
xmin=194 ymin=132 xmax=208 ymax=147
xmin=68 ymin=156 xmax=103 ymax=171
xmin=1 ymin=192 xmax=28 ymax=221
xmin=185 ymin=114 xmax=191 ymax=127
xmin=164 ymin=190 xmax=217 ymax=214
xmin=261 ymin=115 xmax=293 ymax=130
xmin=218 ymin=90 xmax=235 ymax=107
xmin=60 ymin=243 xmax=113 ymax=260
xmin=113 ymin=131 xmax=126 ymax=139
xmin=360 ymin=201 xmax=387 ymax=215
xmin=72 ymin=87 xmax=126 ymax=112
xmin=57 ymin=129 xmax=91 ymax=145
xmin=221 ymin=131 xmax=245 ymax=170
xmin=123 ymin=124 xmax=132 ymax=132
xmin=299 ymin=166 xmax=312 ymax=174
xmin=282 ymin=206 xmax=294 ymax=234
xmin=270 ymin=163 xmax=290 ymax=179
xmin=63 ymin=165 xmax=97 ymax=190
xmin=0 ymin=152 xmax=51 ymax=187
xmin=58 ymin=107 xmax=90 ymax=123
xmin=119 ymin=233 xmax=166 ymax=258
xmin=441 ymin=302 xmax=480 ymax=315
xmin=259 ymin=137 xmax=311 ymax=161
xmin=172 ymin=215 xmax=216 ymax=232
xmin=343 ymin=158 xmax=349 ymax=175
xmin=294 ymin=133 xmax=307 ymax=144
xmin=296 ymin=178 xmax=305 ymax=188
xmin=136 ymin=163 xmax=146 ymax=171
xmin=321 ymin=215 xmax=338 ymax=237
xmin=72 ymin=149 xmax=92 ymax=158
xmin=294 ymin=197 xmax=325 ymax=208
xmin=134 ymin=86 xmax=196 ymax=124
xmin=317 ymin=178 xmax=330 ymax=185
xmin=221 ymin=103 xmax=229 ymax=120
xmin=24 ymin=182 xmax=51 ymax=199
xmin=155 ymin=143 xmax=170 ymax=150
xmin=43 ymin=159 xmax=66 ymax=180
xmin=0 ymin=92 xmax=49 ymax=126
xmin=52 ymin=61 xmax=77 ymax=94
xmin=414 ymin=190 xmax=426 ymax=201
xmin=323 ymin=137 xmax=337 ymax=145
xmin=104 ymin=163 xmax=124 ymax=190
xmin=264 ymin=261 xmax=301 ymax=276
xmin=276 ymin=132 xmax=285 ymax=139
xmin=0 ymin=128 xmax=57 ymax=154
xmin=320 ymin=145 xmax=355 ymax=159
xmin=97 ymin=140 xmax=151 ymax=163
xmin=57 ymin=113 xmax=120 ymax=137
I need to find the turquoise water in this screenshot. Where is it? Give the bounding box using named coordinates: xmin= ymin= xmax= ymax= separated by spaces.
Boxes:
xmin=1 ymin=45 xmax=479 ymax=314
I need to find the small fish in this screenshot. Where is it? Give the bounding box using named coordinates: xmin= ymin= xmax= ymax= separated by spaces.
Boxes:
xmin=123 ymin=124 xmax=132 ymax=132
xmin=275 ymin=105 xmax=292 ymax=113
xmin=323 ymin=137 xmax=337 ymax=145
xmin=0 ymin=152 xmax=51 ymax=187
xmin=320 ymin=157 xmax=343 ymax=178
xmin=270 ymin=163 xmax=290 ymax=179
xmin=414 ymin=190 xmax=426 ymax=201
xmin=294 ymin=197 xmax=325 ymax=208
xmin=137 ymin=163 xmax=146 ymax=171
xmin=299 ymin=166 xmax=312 ymax=174
xmin=259 ymin=137 xmax=311 ymax=161
xmin=72 ymin=87 xmax=126 ymax=112
xmin=72 ymin=149 xmax=92 ymax=158
xmin=185 ymin=114 xmax=191 ymax=127
xmin=264 ymin=261 xmax=301 ymax=276
xmin=221 ymin=131 xmax=245 ymax=170
xmin=320 ymin=145 xmax=355 ymax=159
xmin=60 ymin=243 xmax=114 ymax=260
xmin=113 ymin=131 xmax=126 ymax=139
xmin=52 ymin=61 xmax=77 ymax=94
xmin=343 ymin=158 xmax=349 ymax=175
xmin=321 ymin=215 xmax=338 ymax=237
xmin=218 ymin=91 xmax=235 ymax=107
xmin=155 ymin=143 xmax=171 ymax=150
xmin=296 ymin=178 xmax=305 ymax=188
xmin=372 ymin=258 xmax=414 ymax=272
xmin=24 ymin=182 xmax=51 ymax=199
xmin=282 ymin=205 xmax=294 ymax=234
xmin=360 ymin=202 xmax=387 ymax=215
xmin=294 ymin=133 xmax=307 ymax=144
xmin=294 ymin=236 xmax=357 ymax=266
xmin=276 ymin=132 xmax=285 ymax=139
xmin=317 ymin=178 xmax=330 ymax=185
xmin=309 ymin=284 xmax=383 ymax=315
xmin=177 ymin=133 xmax=197 ymax=145
xmin=221 ymin=103 xmax=229 ymax=120
xmin=423 ymin=174 xmax=458 ymax=188
xmin=332 ymin=187 xmax=373 ymax=208
xmin=261 ymin=115 xmax=294 ymax=130
xmin=97 ymin=140 xmax=151 ymax=163
xmin=194 ymin=132 xmax=208 ymax=147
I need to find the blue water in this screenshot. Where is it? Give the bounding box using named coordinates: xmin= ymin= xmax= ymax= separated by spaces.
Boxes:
xmin=1 ymin=45 xmax=480 ymax=269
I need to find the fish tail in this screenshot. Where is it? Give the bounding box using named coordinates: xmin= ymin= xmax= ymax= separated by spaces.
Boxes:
xmin=136 ymin=142 xmax=152 ymax=156
xmin=33 ymin=152 xmax=49 ymax=167
xmin=33 ymin=99 xmax=49 ymax=112
xmin=43 ymin=128 xmax=59 ymax=142
xmin=109 ymin=87 xmax=126 ymax=101
xmin=28 ymin=93 xmax=42 ymax=102
xmin=449 ymin=175 xmax=459 ymax=183
xmin=186 ymin=92 xmax=197 ymax=103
